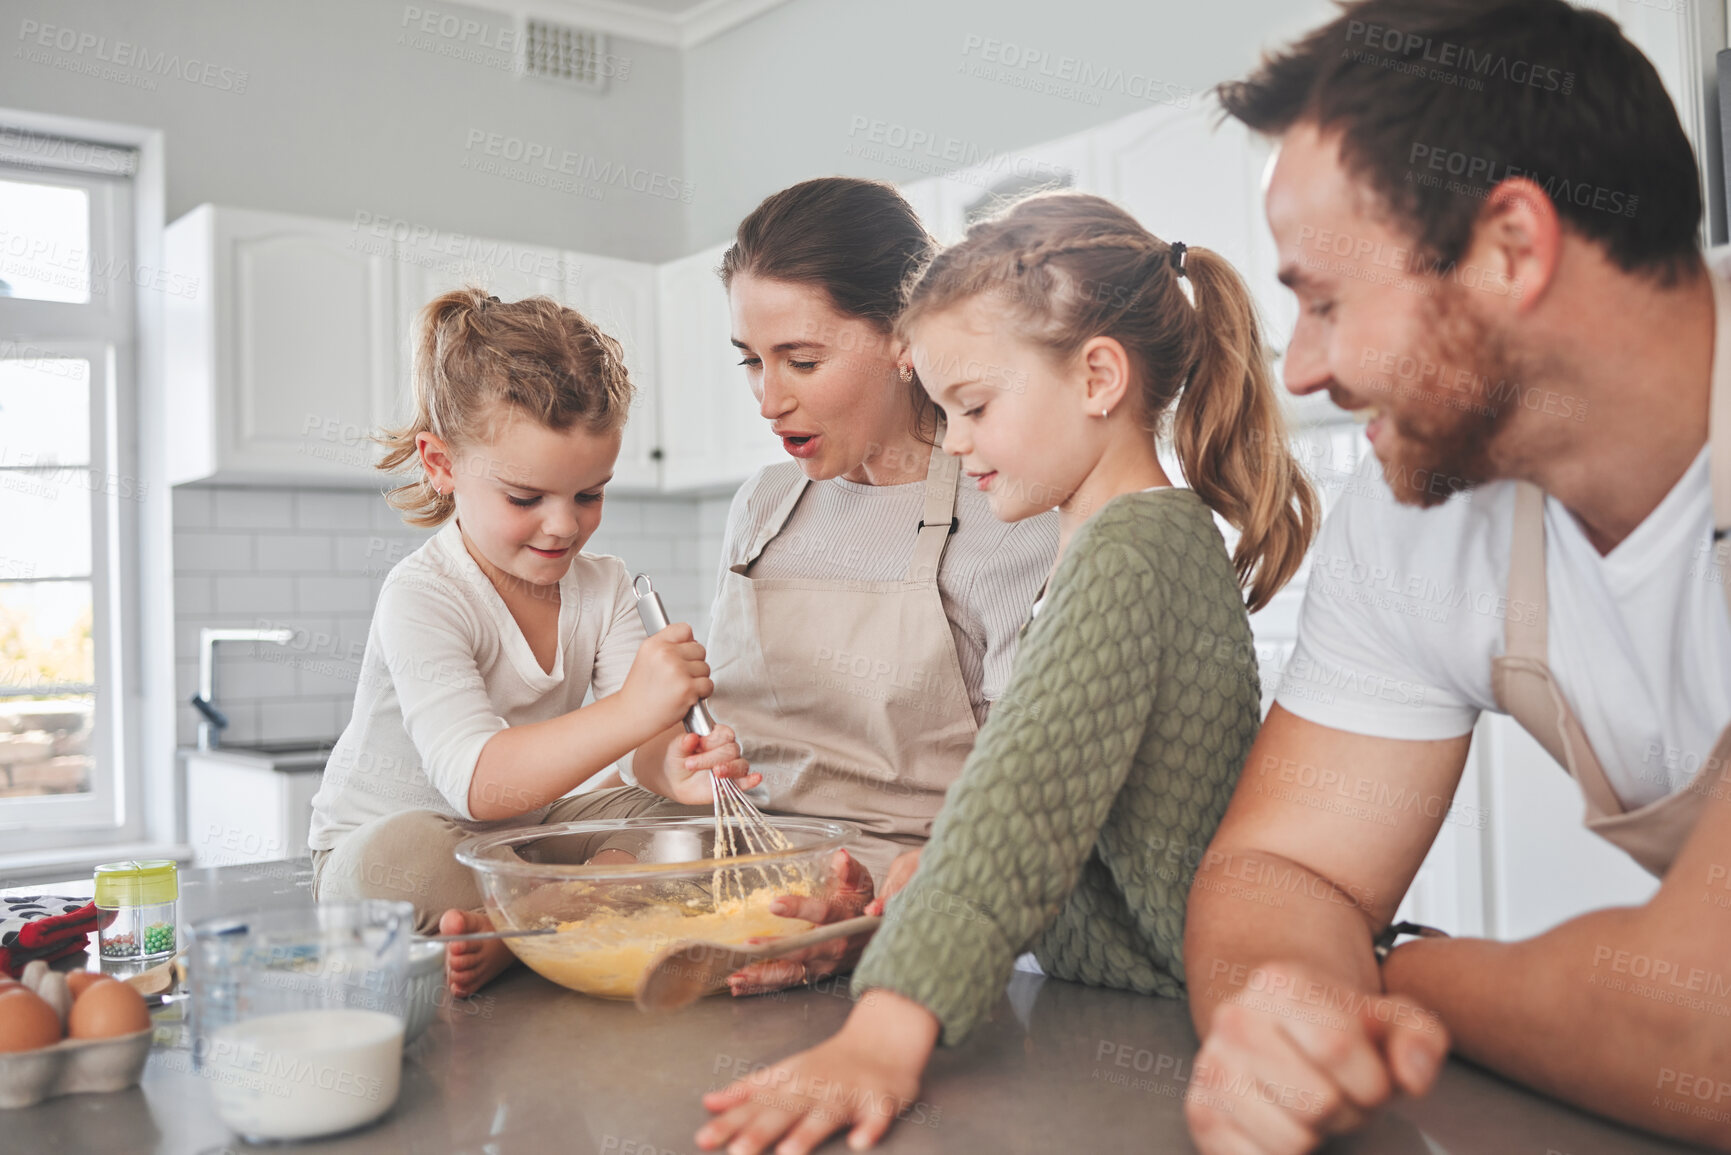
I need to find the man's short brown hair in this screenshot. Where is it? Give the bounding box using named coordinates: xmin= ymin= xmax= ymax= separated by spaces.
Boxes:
xmin=1220 ymin=0 xmax=1703 ymax=286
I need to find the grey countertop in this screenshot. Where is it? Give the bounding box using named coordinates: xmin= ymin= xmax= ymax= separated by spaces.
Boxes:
xmin=5 ymin=861 xmax=1709 ymax=1154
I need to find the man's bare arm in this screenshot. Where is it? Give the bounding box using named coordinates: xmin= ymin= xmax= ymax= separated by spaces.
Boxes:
xmin=1185 ymin=705 xmax=1471 ymax=1029
xmin=1381 ymin=768 xmax=1731 ymax=1150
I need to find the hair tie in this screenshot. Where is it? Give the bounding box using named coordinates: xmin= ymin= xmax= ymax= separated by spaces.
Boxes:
xmin=1168 ymin=242 xmax=1188 ymax=277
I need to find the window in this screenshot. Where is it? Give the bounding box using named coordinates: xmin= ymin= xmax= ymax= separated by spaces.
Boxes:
xmin=0 ymin=130 xmax=141 ymax=846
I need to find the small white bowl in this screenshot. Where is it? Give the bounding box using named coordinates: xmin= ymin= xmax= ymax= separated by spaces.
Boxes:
xmin=403 ymin=941 xmax=443 ymax=1043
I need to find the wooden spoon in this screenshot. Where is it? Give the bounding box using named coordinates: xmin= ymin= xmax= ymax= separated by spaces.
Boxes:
xmin=124 ymin=950 xmax=186 ymax=997
xmin=634 ymin=915 xmax=881 ymax=1012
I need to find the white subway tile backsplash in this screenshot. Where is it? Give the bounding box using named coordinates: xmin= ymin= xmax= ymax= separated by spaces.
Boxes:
xmin=173 ymin=486 xmax=737 ymax=750
xmin=295 ymin=490 xmax=376 ymax=531
xmin=370 ymin=493 xmax=414 ymax=532
xmin=257 ymin=533 xmax=336 ymax=572
xmin=641 ymin=500 xmax=698 ymax=536
xmin=214 ymin=489 xmax=295 ymax=530
xmin=214 ymin=650 xmax=301 ymax=699
xmin=258 ymin=698 xmax=339 ymax=743
xmin=296 ymin=575 xmax=377 ymax=615
xmin=173 ymin=488 xmax=213 ymax=530
xmin=596 ymin=499 xmax=641 ymax=535
xmin=174 ymin=574 xmax=214 ymax=614
xmin=174 ymin=532 xmax=256 ymax=572
xmin=213 ymin=574 xmax=297 ymax=615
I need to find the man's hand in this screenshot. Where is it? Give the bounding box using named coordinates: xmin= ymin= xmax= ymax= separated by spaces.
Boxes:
xmin=697 ymin=989 xmax=938 ymax=1154
xmin=864 ymin=849 xmax=920 ymax=916
xmin=1185 ymin=961 xmax=1449 ymax=1154
xmin=729 ymin=848 xmax=877 ymax=995
xmin=658 ymin=725 xmax=758 ymax=805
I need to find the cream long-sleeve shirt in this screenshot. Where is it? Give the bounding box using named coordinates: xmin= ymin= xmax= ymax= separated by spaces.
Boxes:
xmin=307 ymin=519 xmax=645 ymax=852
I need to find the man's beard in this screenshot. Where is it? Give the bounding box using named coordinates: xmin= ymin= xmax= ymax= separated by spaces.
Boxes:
xmin=1363 ymin=287 xmax=1519 ymax=509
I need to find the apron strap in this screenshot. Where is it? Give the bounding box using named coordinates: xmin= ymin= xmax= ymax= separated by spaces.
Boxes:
xmin=740 ymin=475 xmax=811 ymax=568
xmin=910 ymin=422 xmax=961 ymax=584
xmin=1505 ymin=482 xmax=1549 ymax=661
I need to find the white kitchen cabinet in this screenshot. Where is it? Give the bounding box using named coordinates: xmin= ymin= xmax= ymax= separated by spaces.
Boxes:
xmin=165 ymin=206 xmax=400 ymax=486
xmin=184 ymin=748 xmax=324 ymax=867
xmin=655 ymin=243 xmax=782 ymax=492
xmin=566 ymin=254 xmax=662 ymax=492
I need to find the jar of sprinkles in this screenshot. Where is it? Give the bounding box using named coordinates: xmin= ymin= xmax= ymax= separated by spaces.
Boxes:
xmin=94 ymin=859 xmax=179 ymax=965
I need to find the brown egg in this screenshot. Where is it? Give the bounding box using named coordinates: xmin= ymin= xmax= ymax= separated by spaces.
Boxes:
xmin=67 ymin=978 xmax=150 ymax=1039
xmin=0 ymin=988 xmax=63 ymax=1051
xmin=65 ymin=971 xmax=107 ymax=998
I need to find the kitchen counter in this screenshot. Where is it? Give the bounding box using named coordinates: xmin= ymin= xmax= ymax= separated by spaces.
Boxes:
xmin=5 ymin=861 xmax=1709 ymax=1154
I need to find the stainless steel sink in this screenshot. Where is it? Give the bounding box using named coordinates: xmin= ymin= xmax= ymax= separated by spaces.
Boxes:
xmin=217 ymin=740 xmax=335 ymax=758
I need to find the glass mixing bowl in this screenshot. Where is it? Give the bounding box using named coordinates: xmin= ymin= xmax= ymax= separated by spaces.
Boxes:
xmin=454 ymin=816 xmax=860 ymax=1000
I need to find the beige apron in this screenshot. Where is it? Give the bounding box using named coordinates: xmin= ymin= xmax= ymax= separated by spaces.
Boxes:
xmin=1490 ymin=270 xmax=1731 ymax=877
xmin=705 ymin=435 xmax=981 ymax=885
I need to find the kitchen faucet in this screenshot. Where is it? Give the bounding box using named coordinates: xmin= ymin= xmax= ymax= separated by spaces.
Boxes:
xmin=191 ymin=627 xmax=295 ymax=751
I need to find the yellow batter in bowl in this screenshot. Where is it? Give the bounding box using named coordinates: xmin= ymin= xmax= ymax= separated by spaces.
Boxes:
xmin=502 ymin=887 xmax=815 ymax=999
xmin=455 ymin=815 xmax=860 ymax=1002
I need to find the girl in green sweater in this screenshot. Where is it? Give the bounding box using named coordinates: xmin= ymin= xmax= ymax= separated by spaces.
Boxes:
xmin=698 ymin=192 xmax=1319 ymax=1154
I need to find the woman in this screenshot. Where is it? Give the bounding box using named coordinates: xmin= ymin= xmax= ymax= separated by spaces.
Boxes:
xmin=705 ymin=177 xmax=1059 ymax=992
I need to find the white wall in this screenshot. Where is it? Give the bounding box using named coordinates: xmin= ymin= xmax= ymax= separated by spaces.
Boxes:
xmin=680 ymin=0 xmax=1335 ymax=247
xmin=0 ymin=0 xmax=691 ymax=261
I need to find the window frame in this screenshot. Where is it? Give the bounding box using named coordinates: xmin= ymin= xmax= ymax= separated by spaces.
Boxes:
xmin=0 ymin=111 xmax=162 ymax=861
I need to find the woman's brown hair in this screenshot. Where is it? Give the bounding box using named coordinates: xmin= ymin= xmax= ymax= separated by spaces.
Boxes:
xmin=720 ymin=177 xmax=939 ymax=443
xmin=376 ymin=287 xmax=634 ymax=527
xmin=899 ymin=193 xmax=1318 ymax=612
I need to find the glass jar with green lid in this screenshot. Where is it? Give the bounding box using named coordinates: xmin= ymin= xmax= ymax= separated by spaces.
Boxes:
xmin=94 ymin=859 xmax=179 ymax=965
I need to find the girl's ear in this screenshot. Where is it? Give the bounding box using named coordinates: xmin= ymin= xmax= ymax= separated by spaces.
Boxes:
xmin=1078 ymin=335 xmax=1133 ymax=418
xmin=416 ymin=432 xmax=457 ymax=494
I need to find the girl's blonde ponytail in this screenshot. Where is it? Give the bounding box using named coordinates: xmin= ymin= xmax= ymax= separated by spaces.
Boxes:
xmin=1173 ymin=247 xmax=1318 ymax=612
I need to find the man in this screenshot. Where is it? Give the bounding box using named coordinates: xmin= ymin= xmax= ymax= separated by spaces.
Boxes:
xmin=1184 ymin=1 xmax=1731 ymax=1151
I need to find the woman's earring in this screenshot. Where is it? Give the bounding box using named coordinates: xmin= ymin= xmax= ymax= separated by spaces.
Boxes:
xmin=1099 ymin=408 xmax=1109 ymax=419
xmin=898 ymin=364 xmax=914 ymax=383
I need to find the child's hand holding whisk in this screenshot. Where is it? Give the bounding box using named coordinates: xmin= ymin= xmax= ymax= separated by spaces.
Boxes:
xmin=661 ymin=725 xmax=758 ymax=806
xmin=619 ymin=620 xmax=757 ymax=804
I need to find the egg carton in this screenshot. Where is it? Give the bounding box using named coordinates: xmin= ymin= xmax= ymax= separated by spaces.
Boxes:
xmin=0 ymin=1026 xmax=152 ymax=1109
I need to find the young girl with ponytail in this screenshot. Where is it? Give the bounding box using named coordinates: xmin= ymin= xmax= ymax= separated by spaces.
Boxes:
xmin=698 ymin=192 xmax=1319 ymax=1154
xmin=307 ymin=288 xmax=750 ymax=996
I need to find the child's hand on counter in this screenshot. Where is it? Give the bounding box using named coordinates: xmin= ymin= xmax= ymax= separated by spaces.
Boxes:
xmin=659 ymin=725 xmax=758 ymax=805
xmin=697 ymin=988 xmax=939 ymax=1154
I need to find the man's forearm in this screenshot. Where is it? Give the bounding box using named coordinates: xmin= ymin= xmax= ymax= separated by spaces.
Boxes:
xmin=467 ymin=695 xmax=654 ymax=820
xmin=1184 ymin=846 xmax=1385 ymax=1034
xmin=1382 ymin=908 xmax=1731 ymax=1150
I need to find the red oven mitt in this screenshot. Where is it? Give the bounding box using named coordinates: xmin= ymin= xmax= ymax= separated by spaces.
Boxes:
xmin=0 ymin=895 xmax=98 ymax=977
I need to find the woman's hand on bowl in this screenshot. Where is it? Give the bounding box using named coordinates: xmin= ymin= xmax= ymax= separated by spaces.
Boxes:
xmin=662 ymin=725 xmax=758 ymax=806
xmin=727 ymin=849 xmax=876 ymax=996
xmin=864 ymin=849 xmax=920 ymax=916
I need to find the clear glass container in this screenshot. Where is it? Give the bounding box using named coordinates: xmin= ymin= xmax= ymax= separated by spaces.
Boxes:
xmin=94 ymin=859 xmax=178 ymax=966
xmin=188 ymin=900 xmax=413 ymax=1142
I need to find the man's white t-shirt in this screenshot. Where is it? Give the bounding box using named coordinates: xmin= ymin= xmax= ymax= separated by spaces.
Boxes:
xmin=307 ymin=519 xmax=644 ymax=851
xmin=1275 ymin=447 xmax=1731 ymax=809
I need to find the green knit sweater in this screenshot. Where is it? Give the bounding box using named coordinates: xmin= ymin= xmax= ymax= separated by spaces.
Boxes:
xmin=850 ymin=488 xmax=1261 ymax=1044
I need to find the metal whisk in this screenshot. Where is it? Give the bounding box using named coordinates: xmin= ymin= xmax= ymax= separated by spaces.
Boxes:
xmin=633 ymin=575 xmax=794 ymax=905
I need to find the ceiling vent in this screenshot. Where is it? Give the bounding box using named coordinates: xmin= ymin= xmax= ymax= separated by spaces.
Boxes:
xmin=523 ymin=18 xmax=609 ymax=92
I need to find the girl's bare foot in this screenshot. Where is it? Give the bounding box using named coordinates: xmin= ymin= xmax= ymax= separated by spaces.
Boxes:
xmin=439 ymin=908 xmax=518 ymax=997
